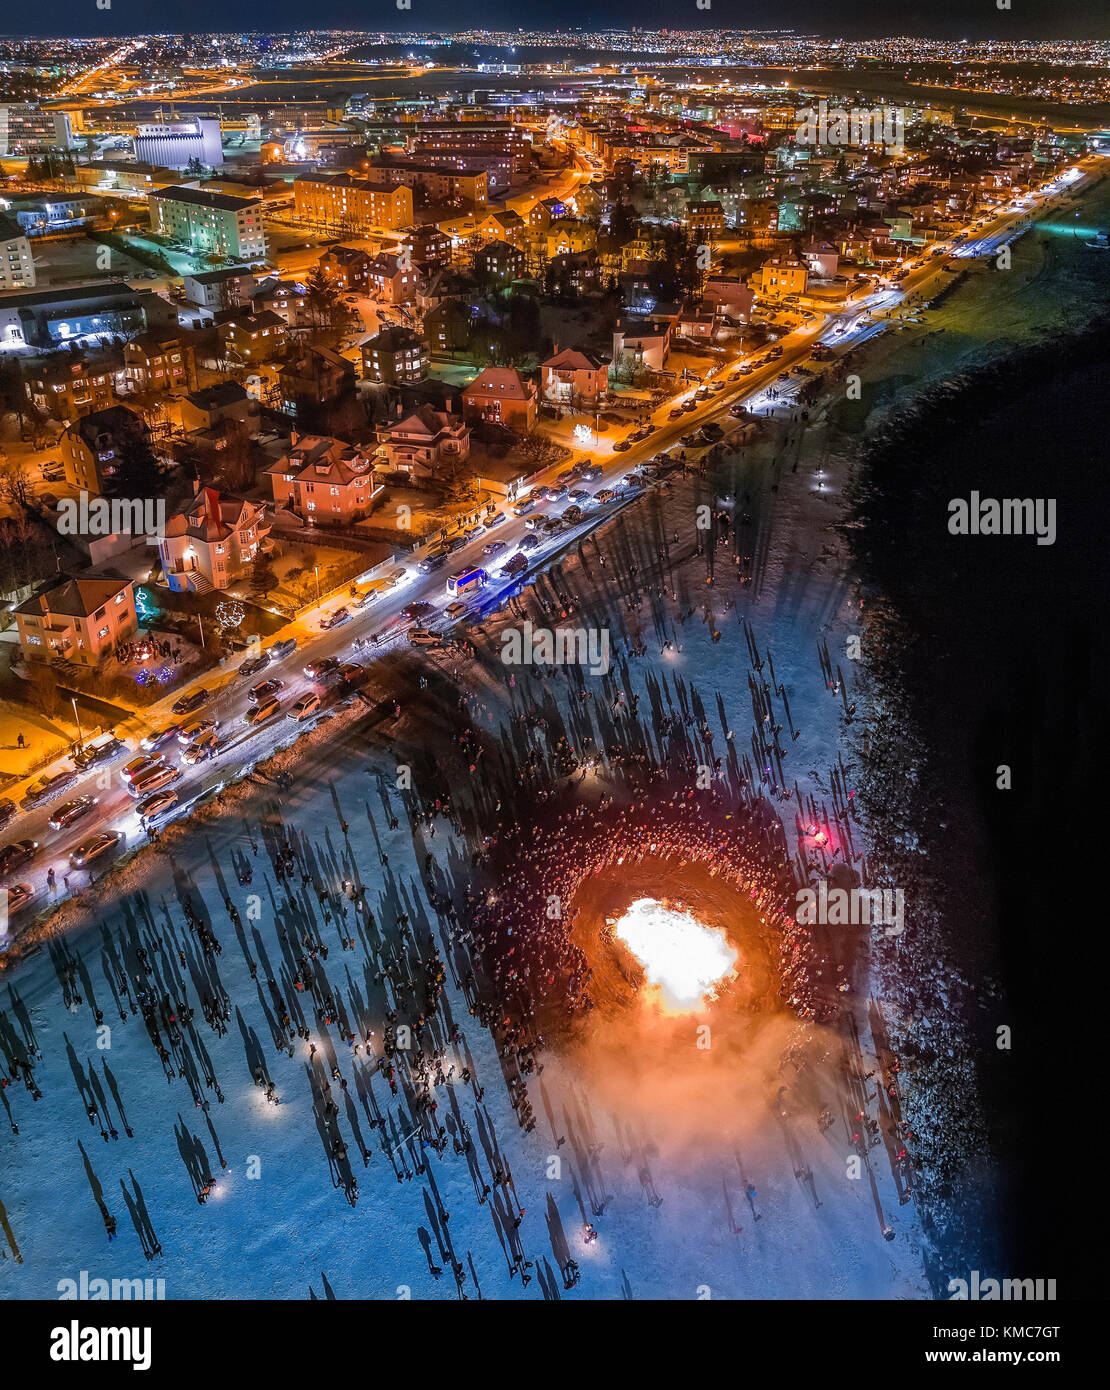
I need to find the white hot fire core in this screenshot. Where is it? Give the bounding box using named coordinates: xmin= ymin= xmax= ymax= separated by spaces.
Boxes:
xmin=612 ymin=897 xmax=737 ymax=1012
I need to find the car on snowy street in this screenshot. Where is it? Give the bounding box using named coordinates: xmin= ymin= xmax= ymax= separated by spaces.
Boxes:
xmin=69 ymin=831 xmax=123 ymax=869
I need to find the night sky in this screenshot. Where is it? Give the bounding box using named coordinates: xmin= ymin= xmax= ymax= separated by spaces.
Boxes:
xmin=4 ymin=1 xmax=1109 ymax=42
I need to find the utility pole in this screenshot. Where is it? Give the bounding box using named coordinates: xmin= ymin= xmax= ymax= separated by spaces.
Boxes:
xmin=71 ymin=695 xmax=84 ymax=750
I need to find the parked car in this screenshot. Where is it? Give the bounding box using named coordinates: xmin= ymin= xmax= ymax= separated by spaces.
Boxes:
xmin=71 ymin=735 xmax=125 ymax=770
xmin=596 ymin=488 xmax=616 ymax=503
xmin=178 ymin=717 xmax=219 ymax=746
xmin=268 ymin=637 xmax=298 ymax=661
xmin=239 ymin=652 xmax=270 ymax=678
xmin=419 ymin=551 xmax=448 ymax=573
xmin=129 ymin=765 xmax=181 ymax=799
xmin=20 ymin=770 xmax=77 ymax=811
xmin=48 ymin=796 xmax=98 ymax=830
xmin=140 ymin=724 xmax=181 ymax=753
xmin=483 ymin=510 xmax=506 ymax=529
xmin=353 ymin=587 xmax=379 ymax=609
xmin=172 ymin=688 xmax=209 ymax=717
xmin=613 ymin=438 xmax=631 ymax=451
xmin=69 ymin=831 xmax=123 ymax=869
xmin=248 ymin=679 xmax=284 ymax=703
xmin=136 ymin=790 xmax=179 ymax=820
xmin=5 ymin=882 xmax=34 ymax=914
xmin=305 ymin=657 xmax=340 ymax=682
xmin=446 ymin=601 xmax=469 ymax=621
xmin=0 ymin=800 xmax=16 ymax=831
xmin=556 ymin=468 xmax=579 ymax=485
xmin=245 ymin=699 xmax=281 ymax=726
xmin=320 ymin=607 xmax=350 ymax=631
xmin=288 ymin=693 xmax=321 ymax=722
xmin=182 ymin=733 xmax=218 ymax=765
xmin=0 ymin=839 xmax=38 ymax=879
xmin=518 ymin=534 xmax=539 ymax=552
xmin=668 ymin=407 xmax=684 ymax=419
xmin=121 ymin=754 xmax=164 ymax=785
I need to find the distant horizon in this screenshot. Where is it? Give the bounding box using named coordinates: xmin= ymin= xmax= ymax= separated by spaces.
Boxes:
xmin=1 ymin=8 xmax=1108 ymax=44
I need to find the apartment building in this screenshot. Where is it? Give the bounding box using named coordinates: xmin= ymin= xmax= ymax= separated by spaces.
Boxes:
xmin=293 ymin=174 xmax=413 ymax=233
xmin=62 ymin=404 xmax=148 ymax=495
xmin=0 ymin=212 xmax=35 ymax=290
xmin=148 ymin=185 xmax=266 ymax=261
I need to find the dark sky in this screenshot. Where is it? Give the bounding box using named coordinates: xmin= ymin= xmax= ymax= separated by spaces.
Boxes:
xmin=6 ymin=2 xmax=1110 ymax=41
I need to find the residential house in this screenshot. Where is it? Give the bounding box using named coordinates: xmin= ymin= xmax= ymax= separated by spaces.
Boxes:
xmin=361 ymin=326 xmax=428 ymax=385
xmin=366 ymin=252 xmax=417 ymax=305
xmin=278 ymin=347 xmax=357 ymax=415
xmin=121 ymin=331 xmax=193 ymax=396
xmin=317 ymin=244 xmax=372 ymax=292
xmin=265 ymin=433 xmax=384 ymax=526
xmin=461 ymin=366 xmax=537 ymax=432
xmin=423 ymin=299 xmax=472 ymax=356
xmin=15 ymin=574 xmax=137 ymax=668
xmin=377 ymin=405 xmax=470 ymax=482
xmin=757 ymin=254 xmax=808 ymax=298
xmin=473 ymin=239 xmax=525 ymax=284
xmin=158 ymin=485 xmax=270 ymax=594
xmin=219 ymin=310 xmax=287 ymax=365
xmin=62 ymin=404 xmax=147 ymax=494
xmin=540 ymin=347 xmax=609 ymax=412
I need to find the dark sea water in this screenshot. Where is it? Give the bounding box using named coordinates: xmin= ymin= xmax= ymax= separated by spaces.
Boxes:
xmin=849 ymin=309 xmax=1109 ymax=1293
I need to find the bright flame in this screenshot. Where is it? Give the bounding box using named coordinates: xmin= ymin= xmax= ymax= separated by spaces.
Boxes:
xmin=613 ymin=898 xmax=736 ymax=1012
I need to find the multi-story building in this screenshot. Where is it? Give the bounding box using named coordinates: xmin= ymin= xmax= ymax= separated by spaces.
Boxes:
xmin=0 ymin=283 xmax=149 ymax=350
xmin=15 ymin=575 xmax=137 ymax=669
xmin=26 ymin=355 xmax=116 ymax=422
xmin=685 ymin=201 xmax=726 ymax=240
xmin=757 ymin=254 xmax=808 ymax=298
xmin=540 ymin=348 xmax=609 ymax=412
xmin=121 ymin=332 xmax=193 ymax=396
xmin=366 ymin=252 xmax=417 ymax=305
xmin=219 ymin=310 xmax=287 ymax=365
xmin=278 ymin=347 xmax=356 ymax=416
xmin=361 ymin=326 xmax=428 ymax=385
xmin=158 ymin=486 xmax=270 ymax=594
xmin=264 ymin=434 xmax=384 ymax=527
xmin=317 ymin=244 xmax=372 ymax=292
xmin=62 ymin=404 xmax=148 ymax=495
xmin=363 ymin=160 xmax=487 ymax=211
xmin=474 ymin=239 xmax=525 ymax=284
xmin=134 ymin=117 xmax=223 ymax=170
xmin=0 ymin=212 xmax=35 ymax=290
xmin=406 ymin=224 xmax=450 ymax=268
xmin=293 ymin=174 xmax=413 ymax=234
xmin=461 ymin=366 xmax=537 ymax=433
xmin=183 ymin=268 xmax=259 ymax=312
xmin=376 ymin=405 xmax=470 ymax=482
xmin=148 ymin=186 xmax=266 ymax=262
xmin=410 ymin=144 xmax=513 ymax=194
xmin=0 ymin=104 xmax=75 ymax=156
xmin=546 ymin=218 xmax=597 ymax=259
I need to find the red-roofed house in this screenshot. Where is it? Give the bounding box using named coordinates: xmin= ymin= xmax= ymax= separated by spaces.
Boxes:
xmin=540 ymin=346 xmax=609 ymax=412
xmin=265 ymin=433 xmax=385 ymax=525
xmin=158 ymin=486 xmax=271 ymax=594
xmin=461 ymin=366 xmax=537 ymax=432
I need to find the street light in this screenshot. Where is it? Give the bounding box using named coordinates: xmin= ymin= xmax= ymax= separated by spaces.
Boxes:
xmin=71 ymin=695 xmax=84 ymax=750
